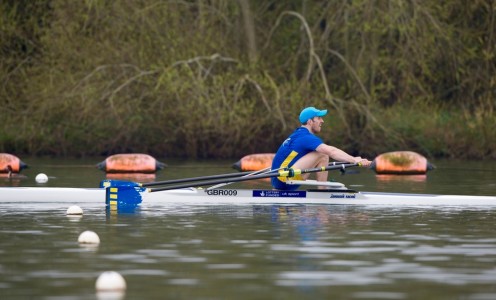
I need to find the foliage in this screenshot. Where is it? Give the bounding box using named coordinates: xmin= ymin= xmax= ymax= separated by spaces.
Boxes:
xmin=0 ymin=0 xmax=494 ymax=159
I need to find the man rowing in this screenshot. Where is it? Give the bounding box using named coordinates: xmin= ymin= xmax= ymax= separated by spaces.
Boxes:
xmin=271 ymin=106 xmax=372 ymax=190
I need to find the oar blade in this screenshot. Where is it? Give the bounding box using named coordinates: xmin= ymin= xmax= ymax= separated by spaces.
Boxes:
xmin=101 ymin=179 xmax=145 ymax=211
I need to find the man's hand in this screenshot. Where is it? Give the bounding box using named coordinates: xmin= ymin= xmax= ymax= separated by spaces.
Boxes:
xmin=353 ymin=157 xmax=372 ymax=167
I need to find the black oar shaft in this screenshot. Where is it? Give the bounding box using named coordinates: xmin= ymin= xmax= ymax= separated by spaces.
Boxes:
xmin=150 ymin=163 xmax=357 ymax=192
xmin=142 ymin=170 xmax=258 ymax=187
xmin=150 ymin=171 xmax=277 ymax=192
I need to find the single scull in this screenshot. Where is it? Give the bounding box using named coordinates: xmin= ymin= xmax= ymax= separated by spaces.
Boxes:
xmin=0 ymin=186 xmax=495 ymax=208
xmin=0 ymin=163 xmax=494 ymax=209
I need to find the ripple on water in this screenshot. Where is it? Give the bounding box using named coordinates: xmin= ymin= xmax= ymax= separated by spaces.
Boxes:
xmin=120 ymin=269 xmax=169 ymax=276
xmin=322 ymin=260 xmax=374 ymax=267
xmin=387 ymin=268 xmax=496 ymax=285
xmin=276 ymin=270 xmax=392 ymax=286
xmin=136 ymin=249 xmax=180 ymax=257
xmin=353 ymin=291 xmax=406 ymax=299
xmin=401 ymin=245 xmax=496 ymax=256
xmin=167 ymin=278 xmax=199 ymax=285
xmin=271 ymin=244 xmax=399 ymax=254
xmin=205 ymin=264 xmax=245 ymax=269
xmin=414 ymin=256 xmax=451 ymax=261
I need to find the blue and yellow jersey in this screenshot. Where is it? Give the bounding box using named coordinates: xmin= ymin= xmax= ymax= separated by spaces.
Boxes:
xmin=271 ymin=127 xmax=323 ymax=190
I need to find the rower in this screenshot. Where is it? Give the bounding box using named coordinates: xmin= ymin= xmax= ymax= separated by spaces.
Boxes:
xmin=271 ymin=106 xmax=371 ymax=190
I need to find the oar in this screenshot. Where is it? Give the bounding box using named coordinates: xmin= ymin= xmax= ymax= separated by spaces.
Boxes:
xmin=207 ymin=161 xmax=353 ymax=189
xmin=149 ymin=163 xmax=359 ymax=192
xmin=140 ymin=169 xmax=269 ymax=187
xmin=139 ymin=161 xmax=351 ymax=187
xmin=207 ymin=166 xmax=282 ymax=190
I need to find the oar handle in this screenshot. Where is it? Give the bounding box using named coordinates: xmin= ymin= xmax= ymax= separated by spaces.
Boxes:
xmin=289 ymin=162 xmax=360 ymax=177
xmin=150 ymin=163 xmax=358 ymax=193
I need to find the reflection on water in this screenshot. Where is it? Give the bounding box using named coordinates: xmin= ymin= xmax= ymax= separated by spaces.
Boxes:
xmin=254 ymin=205 xmax=370 ymax=242
xmin=374 ymin=174 xmax=428 ymax=194
xmin=0 ymin=173 xmax=26 ymax=187
xmin=375 ymin=174 xmax=427 ymax=182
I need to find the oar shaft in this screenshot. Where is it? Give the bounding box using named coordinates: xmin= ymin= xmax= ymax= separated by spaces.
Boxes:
xmin=150 ymin=163 xmax=358 ymax=192
xmin=142 ymin=161 xmax=350 ymax=187
xmin=142 ymin=170 xmax=257 ymax=187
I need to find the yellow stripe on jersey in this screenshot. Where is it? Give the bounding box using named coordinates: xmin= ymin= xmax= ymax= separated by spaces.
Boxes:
xmin=277 ymin=150 xmax=303 ymax=182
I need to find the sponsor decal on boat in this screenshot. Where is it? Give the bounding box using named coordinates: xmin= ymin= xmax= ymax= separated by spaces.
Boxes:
xmin=330 ymin=194 xmax=357 ymax=199
xmin=206 ymin=189 xmax=238 ymax=196
xmin=253 ymin=190 xmax=307 ymax=198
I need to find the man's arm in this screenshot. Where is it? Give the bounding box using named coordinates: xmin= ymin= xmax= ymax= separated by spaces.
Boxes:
xmin=316 ymin=144 xmax=372 ymax=166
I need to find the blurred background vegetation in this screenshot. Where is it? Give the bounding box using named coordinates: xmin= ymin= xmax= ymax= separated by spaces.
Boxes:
xmin=1 ymin=0 xmax=494 ymax=159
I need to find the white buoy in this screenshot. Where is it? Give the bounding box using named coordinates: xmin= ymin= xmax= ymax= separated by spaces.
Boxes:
xmin=35 ymin=173 xmax=48 ymax=183
xmin=96 ymin=271 xmax=127 ymax=291
xmin=78 ymin=230 xmax=100 ymax=244
xmin=66 ymin=205 xmax=83 ymax=215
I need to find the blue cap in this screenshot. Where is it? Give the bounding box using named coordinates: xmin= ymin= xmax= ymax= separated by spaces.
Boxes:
xmin=299 ymin=107 xmax=328 ymax=123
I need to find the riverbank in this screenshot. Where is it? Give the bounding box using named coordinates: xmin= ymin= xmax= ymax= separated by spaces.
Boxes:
xmin=1 ymin=103 xmax=494 ymax=160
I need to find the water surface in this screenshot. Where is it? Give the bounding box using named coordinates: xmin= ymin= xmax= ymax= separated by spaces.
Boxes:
xmin=1 ymin=158 xmax=495 ymax=299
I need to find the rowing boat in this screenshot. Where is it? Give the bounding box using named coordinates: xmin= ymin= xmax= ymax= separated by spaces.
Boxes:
xmin=120 ymin=187 xmax=496 ymax=206
xmin=1 ymin=163 xmax=494 ymax=209
xmin=1 ymin=185 xmax=495 ymax=208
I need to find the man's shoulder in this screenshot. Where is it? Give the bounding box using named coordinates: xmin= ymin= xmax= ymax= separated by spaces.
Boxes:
xmin=293 ymin=127 xmax=318 ymax=138
xmin=292 ymin=127 xmax=311 ymax=136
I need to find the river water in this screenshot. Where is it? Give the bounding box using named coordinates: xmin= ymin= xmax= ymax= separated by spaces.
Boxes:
xmin=1 ymin=158 xmax=495 ymax=299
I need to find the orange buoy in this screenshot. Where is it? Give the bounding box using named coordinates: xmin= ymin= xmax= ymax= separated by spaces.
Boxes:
xmin=97 ymin=154 xmax=166 ymax=173
xmin=0 ymin=153 xmax=28 ymax=173
xmin=105 ymin=173 xmax=156 ymax=183
xmin=232 ymin=153 xmax=275 ymax=171
xmin=370 ymin=151 xmax=434 ymax=175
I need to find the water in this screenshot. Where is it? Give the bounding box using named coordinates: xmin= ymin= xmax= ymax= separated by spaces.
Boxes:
xmin=1 ymin=158 xmax=496 ymax=299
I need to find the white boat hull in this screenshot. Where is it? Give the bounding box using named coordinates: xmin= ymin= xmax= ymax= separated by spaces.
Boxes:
xmin=1 ymin=187 xmax=496 ymax=208
xmin=144 ymin=189 xmax=496 ymax=207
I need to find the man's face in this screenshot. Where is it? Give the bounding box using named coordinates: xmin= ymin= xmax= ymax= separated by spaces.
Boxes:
xmin=308 ymin=116 xmax=324 ymax=133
